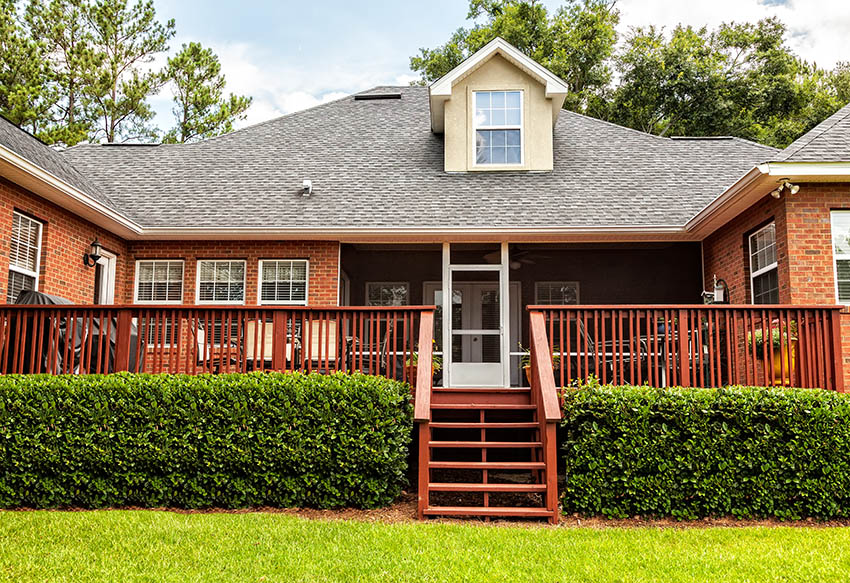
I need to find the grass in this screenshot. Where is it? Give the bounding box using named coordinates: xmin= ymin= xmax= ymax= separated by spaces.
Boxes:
xmin=2 ymin=512 xmax=850 ymax=582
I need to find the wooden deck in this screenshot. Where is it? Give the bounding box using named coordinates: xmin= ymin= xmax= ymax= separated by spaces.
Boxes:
xmin=0 ymin=303 xmax=844 ymax=522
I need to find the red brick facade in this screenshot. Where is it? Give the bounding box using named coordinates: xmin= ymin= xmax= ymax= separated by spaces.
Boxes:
xmin=704 ymin=183 xmax=850 ymax=388
xmin=125 ymin=241 xmax=339 ymax=305
xmin=1 ymin=177 xmax=340 ymax=307
xmin=1 ymin=177 xmax=129 ymax=304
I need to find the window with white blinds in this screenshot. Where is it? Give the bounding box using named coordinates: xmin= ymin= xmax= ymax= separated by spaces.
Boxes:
xmin=7 ymin=212 xmax=43 ymax=302
xmin=259 ymin=260 xmax=308 ymax=305
xmin=197 ymin=260 xmax=246 ymax=304
xmin=135 ymin=260 xmax=184 ymax=303
xmin=831 ymin=211 xmax=850 ymax=304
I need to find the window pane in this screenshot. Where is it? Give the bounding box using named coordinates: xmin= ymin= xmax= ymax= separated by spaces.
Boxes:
xmin=10 ymin=213 xmax=42 ymax=273
xmin=536 ymin=282 xmax=579 ymax=305
xmin=505 ymin=91 xmax=521 ymax=108
xmin=475 ymin=92 xmax=490 ymax=109
xmin=506 ymin=108 xmax=521 ymax=126
xmin=750 ymin=224 xmax=776 ymax=273
xmin=7 ymin=270 xmax=35 ymax=303
xmin=491 ymin=91 xmax=505 ymax=108
xmin=491 ymin=109 xmax=505 ymax=126
xmin=506 ymin=130 xmax=520 ymax=146
xmin=491 ymin=147 xmax=506 ymax=164
xmin=753 ymin=269 xmax=779 ymax=305
xmin=506 ymin=146 xmax=521 ymax=164
xmin=832 ymin=212 xmax=850 ymax=255
xmin=837 ymin=259 xmax=850 ymax=303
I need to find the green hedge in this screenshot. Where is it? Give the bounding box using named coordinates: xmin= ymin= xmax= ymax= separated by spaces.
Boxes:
xmin=561 ymin=382 xmax=850 ymax=520
xmin=0 ymin=372 xmax=412 ymax=509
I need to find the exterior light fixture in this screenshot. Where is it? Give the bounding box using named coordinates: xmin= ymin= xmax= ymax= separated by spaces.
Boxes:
xmin=83 ymin=239 xmax=103 ymax=267
xmin=771 ymin=179 xmax=800 ymax=199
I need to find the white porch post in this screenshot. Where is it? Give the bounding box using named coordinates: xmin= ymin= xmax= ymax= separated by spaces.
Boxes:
xmin=500 ymin=242 xmax=511 ymax=387
xmin=441 ymin=242 xmax=452 ymax=388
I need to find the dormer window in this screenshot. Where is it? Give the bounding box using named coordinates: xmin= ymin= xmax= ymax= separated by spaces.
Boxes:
xmin=474 ymin=90 xmax=522 ymax=165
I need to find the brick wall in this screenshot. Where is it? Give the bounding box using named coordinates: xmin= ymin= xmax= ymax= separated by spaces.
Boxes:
xmin=703 ymin=183 xmax=850 ymax=389
xmin=0 ymin=177 xmax=129 ymax=304
xmin=702 ymin=193 xmax=789 ymax=305
xmin=124 ymin=240 xmax=340 ymax=306
xmin=783 ymin=183 xmax=850 ymax=389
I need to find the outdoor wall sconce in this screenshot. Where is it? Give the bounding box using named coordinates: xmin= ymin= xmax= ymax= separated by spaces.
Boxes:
xmin=83 ymin=239 xmax=103 ymax=267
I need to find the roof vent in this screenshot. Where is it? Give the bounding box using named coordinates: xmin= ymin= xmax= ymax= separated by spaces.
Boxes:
xmin=354 ymin=92 xmax=401 ymax=101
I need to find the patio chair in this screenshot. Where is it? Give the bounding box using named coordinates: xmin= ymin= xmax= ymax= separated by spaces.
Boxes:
xmin=575 ymin=318 xmax=648 ymax=383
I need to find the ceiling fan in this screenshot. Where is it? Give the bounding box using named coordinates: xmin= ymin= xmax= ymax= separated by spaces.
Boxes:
xmin=482 ymin=249 xmax=548 ymax=269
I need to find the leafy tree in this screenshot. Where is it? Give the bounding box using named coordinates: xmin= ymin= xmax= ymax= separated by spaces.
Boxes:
xmin=0 ymin=0 xmax=55 ymax=132
xmin=162 ymin=42 xmax=251 ymax=143
xmin=84 ymin=0 xmax=174 ymax=142
xmin=24 ymin=0 xmax=100 ymax=145
xmin=410 ymin=0 xmax=619 ymax=115
xmin=609 ymin=18 xmax=845 ymax=147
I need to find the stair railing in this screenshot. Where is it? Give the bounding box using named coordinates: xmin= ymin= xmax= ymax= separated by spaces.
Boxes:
xmin=413 ymin=310 xmax=435 ymax=520
xmin=528 ymin=310 xmax=562 ymax=523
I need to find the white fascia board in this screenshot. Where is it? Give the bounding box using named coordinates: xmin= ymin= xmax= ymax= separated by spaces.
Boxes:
xmin=0 ymin=144 xmax=142 ymax=238
xmin=760 ymin=161 xmax=850 ymax=176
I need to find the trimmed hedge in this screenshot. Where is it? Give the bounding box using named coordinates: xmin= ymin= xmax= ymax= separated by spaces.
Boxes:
xmin=0 ymin=372 xmax=412 ymax=509
xmin=561 ymin=382 xmax=850 ymax=520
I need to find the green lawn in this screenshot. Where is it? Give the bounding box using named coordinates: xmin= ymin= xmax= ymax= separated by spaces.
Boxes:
xmin=1 ymin=511 xmax=850 ymax=582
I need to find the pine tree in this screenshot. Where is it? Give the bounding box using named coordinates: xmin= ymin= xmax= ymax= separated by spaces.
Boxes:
xmin=162 ymin=42 xmax=251 ymax=143
xmin=84 ymin=0 xmax=174 ymax=142
xmin=25 ymin=0 xmax=100 ymax=145
xmin=0 ymin=0 xmax=56 ymax=133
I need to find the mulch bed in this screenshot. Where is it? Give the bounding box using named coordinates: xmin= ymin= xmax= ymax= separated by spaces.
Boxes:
xmin=12 ymin=493 xmax=850 ymax=528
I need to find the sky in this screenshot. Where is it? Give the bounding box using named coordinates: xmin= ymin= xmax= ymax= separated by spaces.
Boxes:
xmin=149 ymin=0 xmax=850 ymax=133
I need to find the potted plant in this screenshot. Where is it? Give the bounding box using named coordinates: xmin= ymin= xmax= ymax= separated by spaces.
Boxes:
xmin=748 ymin=319 xmax=797 ymax=385
xmin=406 ymin=340 xmax=442 ymax=388
xmin=519 ymin=342 xmax=560 ymax=386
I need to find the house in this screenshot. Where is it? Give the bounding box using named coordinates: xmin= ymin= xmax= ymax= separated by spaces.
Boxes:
xmin=1 ymin=38 xmax=848 ymax=521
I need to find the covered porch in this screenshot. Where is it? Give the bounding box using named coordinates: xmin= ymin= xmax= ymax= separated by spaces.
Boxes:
xmin=341 ymin=241 xmax=707 ymax=388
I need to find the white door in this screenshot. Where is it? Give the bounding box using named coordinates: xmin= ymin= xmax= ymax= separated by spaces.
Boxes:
xmin=94 ymin=250 xmax=116 ymax=305
xmin=425 ymin=281 xmax=520 ymax=387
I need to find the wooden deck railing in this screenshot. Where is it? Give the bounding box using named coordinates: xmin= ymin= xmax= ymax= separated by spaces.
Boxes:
xmin=528 ymin=311 xmax=562 ymax=519
xmin=0 ymin=304 xmax=436 ymax=381
xmin=529 ymin=305 xmax=845 ymax=391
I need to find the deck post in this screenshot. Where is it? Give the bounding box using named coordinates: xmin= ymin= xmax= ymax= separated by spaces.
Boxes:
xmin=271 ymin=311 xmax=286 ymax=371
xmin=830 ymin=309 xmax=845 ymax=393
xmin=678 ymin=309 xmax=690 ymax=387
xmin=113 ymin=310 xmax=133 ymax=372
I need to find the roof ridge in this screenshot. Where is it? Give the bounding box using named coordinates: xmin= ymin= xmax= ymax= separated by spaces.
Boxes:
xmin=780 ymin=102 xmax=850 ymax=160
xmin=558 ymin=109 xmax=669 ymax=141
xmin=197 ymin=89 xmax=392 ymax=144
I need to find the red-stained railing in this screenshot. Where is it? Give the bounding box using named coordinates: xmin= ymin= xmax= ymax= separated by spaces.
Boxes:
xmin=528 ymin=311 xmax=561 ymax=521
xmin=0 ymin=304 xmax=435 ymax=381
xmin=529 ymin=305 xmax=845 ymax=391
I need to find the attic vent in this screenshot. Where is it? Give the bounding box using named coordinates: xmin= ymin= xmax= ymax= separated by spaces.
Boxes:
xmin=354 ymin=92 xmax=402 ymax=101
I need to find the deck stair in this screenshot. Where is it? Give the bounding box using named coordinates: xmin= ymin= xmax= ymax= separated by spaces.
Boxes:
xmin=417 ymin=386 xmax=559 ymax=523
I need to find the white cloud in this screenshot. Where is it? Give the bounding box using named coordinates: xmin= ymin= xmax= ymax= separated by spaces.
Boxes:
xmin=616 ymin=0 xmax=850 ymax=69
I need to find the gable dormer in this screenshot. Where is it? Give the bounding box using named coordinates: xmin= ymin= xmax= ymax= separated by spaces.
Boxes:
xmin=429 ymin=38 xmax=568 ymax=173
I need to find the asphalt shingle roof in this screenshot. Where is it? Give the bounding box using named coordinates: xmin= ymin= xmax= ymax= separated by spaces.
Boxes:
xmin=778 ymin=102 xmax=850 ymax=162
xmin=0 ymin=116 xmax=116 ymax=210
xmin=59 ymin=86 xmax=777 ymax=230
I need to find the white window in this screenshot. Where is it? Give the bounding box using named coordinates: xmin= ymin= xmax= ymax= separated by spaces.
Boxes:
xmin=831 ymin=211 xmax=850 ymax=304
xmin=535 ymin=281 xmax=580 ymax=305
xmin=196 ymin=260 xmax=246 ymax=304
xmin=259 ymin=259 xmax=308 ymax=305
xmin=8 ymin=212 xmax=43 ymax=302
xmin=473 ymin=90 xmax=522 ymax=165
xmin=134 ymin=260 xmax=184 ymax=303
xmin=749 ymin=222 xmax=779 ymax=304
xmin=367 ymin=282 xmax=410 ymax=306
